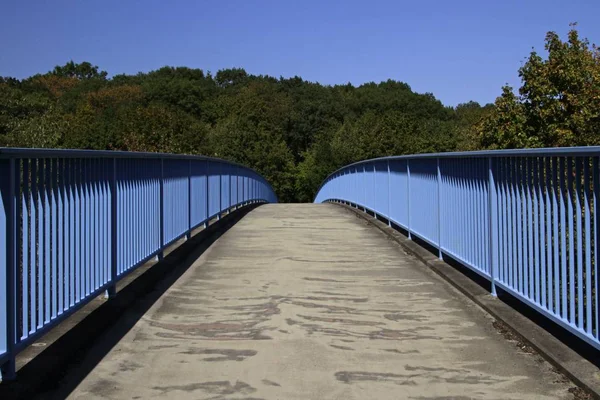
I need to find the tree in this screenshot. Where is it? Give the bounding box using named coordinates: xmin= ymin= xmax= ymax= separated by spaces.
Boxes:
xmin=480 ymin=24 xmax=600 ymax=148
xmin=215 ymin=68 xmax=248 ymax=88
xmin=51 ymin=61 xmax=108 ymax=80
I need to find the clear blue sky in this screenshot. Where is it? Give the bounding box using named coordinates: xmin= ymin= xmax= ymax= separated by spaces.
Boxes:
xmin=1 ymin=0 xmax=599 ymax=106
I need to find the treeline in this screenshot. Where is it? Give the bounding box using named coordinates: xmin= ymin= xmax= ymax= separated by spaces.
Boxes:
xmin=1 ymin=26 xmax=598 ymax=202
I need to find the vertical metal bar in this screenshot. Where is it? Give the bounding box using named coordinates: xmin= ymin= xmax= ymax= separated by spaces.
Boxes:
xmin=530 ymin=160 xmax=548 ymax=307
xmin=97 ymin=161 xmax=103 ymax=285
xmin=407 ymin=160 xmax=411 ymax=240
xmin=140 ymin=162 xmax=145 ymax=259
xmin=534 ymin=158 xmax=540 ymax=304
xmin=594 ymin=157 xmax=599 ymax=339
xmin=488 ymin=157 xmax=497 ymax=295
xmin=553 ymin=158 xmax=560 ymax=316
xmin=30 ymin=160 xmax=37 ymax=328
xmin=388 ymin=160 xmax=392 ymax=227
xmin=470 ymin=159 xmax=475 ymax=266
xmin=92 ymin=160 xmax=98 ymax=291
xmin=21 ymin=160 xmax=29 ymax=337
xmin=496 ymin=159 xmax=503 ymax=283
xmin=57 ymin=159 xmax=64 ymax=314
xmin=106 ymin=159 xmax=117 ymax=298
xmin=516 ymin=158 xmax=524 ymax=294
xmin=218 ymin=162 xmax=222 ymax=220
xmin=0 ymin=158 xmax=17 ymax=380
xmin=135 ymin=161 xmax=140 ymax=264
xmin=576 ymin=158 xmax=584 ymax=329
xmin=560 ymin=157 xmax=568 ymax=319
xmin=460 ymin=161 xmax=465 ymax=261
xmin=118 ymin=160 xmax=124 ymax=275
xmin=140 ymin=163 xmax=145 ymax=259
xmin=158 ymin=159 xmax=164 ymax=260
xmin=37 ymin=160 xmax=44 ymax=320
xmin=469 ymin=166 xmax=475 ymax=267
xmin=479 ymin=159 xmax=485 ymax=273
xmin=43 ymin=159 xmax=50 ymax=321
xmin=205 ymin=160 xmax=209 ymax=228
xmin=187 ymin=160 xmax=192 ymax=239
xmin=544 ymin=157 xmax=551 ymax=310
xmin=525 ymin=158 xmax=532 ymax=300
xmin=82 ymin=159 xmax=88 ymax=298
xmin=585 ymin=158 xmax=592 ymax=334
xmin=503 ymin=157 xmax=510 ymax=285
xmin=567 ymin=157 xmax=575 ymax=324
xmin=437 ymin=158 xmax=442 ymax=258
xmin=50 ymin=159 xmax=58 ymax=318
xmin=510 ymin=157 xmax=517 ymax=290
xmin=449 ymin=161 xmax=455 ymax=257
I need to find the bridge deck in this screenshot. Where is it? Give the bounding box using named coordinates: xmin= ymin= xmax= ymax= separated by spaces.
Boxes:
xmin=63 ymin=204 xmax=572 ymax=399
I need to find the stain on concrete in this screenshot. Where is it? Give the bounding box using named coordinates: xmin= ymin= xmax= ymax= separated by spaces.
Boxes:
xmin=330 ymin=344 xmax=354 ymax=351
xmin=119 ymin=360 xmax=143 ymax=372
xmin=180 ymin=348 xmax=257 ymax=361
xmin=153 ymin=380 xmax=256 ymax=395
xmin=384 ymin=349 xmax=420 ymax=354
xmin=303 ymin=277 xmax=347 ymax=283
xmin=147 ymin=344 xmax=178 ymax=350
xmin=261 ymin=379 xmax=281 ymax=387
xmin=298 ymin=314 xmax=381 ymax=326
xmin=384 ymin=312 xmax=429 ymax=322
xmin=335 ymin=371 xmax=418 ymax=386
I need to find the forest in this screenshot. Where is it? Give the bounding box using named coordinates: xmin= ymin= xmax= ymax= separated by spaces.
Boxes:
xmin=1 ymin=26 xmax=598 ymax=203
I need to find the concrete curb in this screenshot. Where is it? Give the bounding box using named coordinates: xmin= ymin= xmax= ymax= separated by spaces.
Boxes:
xmin=0 ymin=204 xmax=262 ymax=400
xmin=333 ymin=202 xmax=600 ymax=399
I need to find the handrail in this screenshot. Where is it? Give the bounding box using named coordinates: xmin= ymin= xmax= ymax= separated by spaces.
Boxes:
xmin=0 ymin=148 xmax=277 ymax=380
xmin=314 ymin=149 xmax=600 ymax=351
xmin=315 ymin=146 xmax=600 ymax=196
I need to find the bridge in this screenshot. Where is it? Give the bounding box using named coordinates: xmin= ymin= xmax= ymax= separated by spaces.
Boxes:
xmin=1 ymin=148 xmax=599 ymax=399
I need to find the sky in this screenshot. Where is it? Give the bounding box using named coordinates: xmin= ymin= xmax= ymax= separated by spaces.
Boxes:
xmin=1 ymin=0 xmax=599 ymax=107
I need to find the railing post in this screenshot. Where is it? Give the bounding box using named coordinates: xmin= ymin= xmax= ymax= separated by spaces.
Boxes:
xmin=234 ymin=166 xmax=238 ymax=210
xmin=488 ymin=157 xmax=497 ymax=296
xmin=106 ymin=158 xmax=117 ymax=298
xmin=437 ymin=158 xmax=442 ymax=259
xmin=186 ymin=160 xmax=191 ymax=240
xmin=594 ymin=157 xmax=599 ymax=334
xmin=158 ymin=158 xmax=164 ymax=260
xmin=363 ymin=166 xmax=366 ymax=211
xmin=387 ymin=160 xmax=391 ymax=227
xmin=204 ymin=160 xmax=209 ymax=228
xmin=0 ymin=158 xmax=16 ymax=381
xmin=407 ymin=159 xmax=411 ymax=240
xmin=217 ymin=163 xmax=222 ymax=220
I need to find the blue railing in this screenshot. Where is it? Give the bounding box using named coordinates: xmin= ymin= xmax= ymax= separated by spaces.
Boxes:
xmin=0 ymin=148 xmax=277 ymax=379
xmin=315 ymin=147 xmax=600 ymax=351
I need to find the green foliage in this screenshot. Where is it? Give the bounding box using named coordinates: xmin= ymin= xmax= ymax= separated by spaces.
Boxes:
xmin=480 ymin=24 xmax=600 ymax=149
xmin=51 ymin=61 xmax=108 ymax=80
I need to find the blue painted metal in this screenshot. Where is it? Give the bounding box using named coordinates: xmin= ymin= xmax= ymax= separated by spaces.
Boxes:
xmin=0 ymin=148 xmax=276 ymax=380
xmin=314 ymin=146 xmax=600 ymax=350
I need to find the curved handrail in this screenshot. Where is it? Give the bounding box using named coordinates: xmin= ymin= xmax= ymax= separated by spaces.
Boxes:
xmin=314 ymin=146 xmax=600 ymax=199
xmin=0 ymin=148 xmax=277 ymax=196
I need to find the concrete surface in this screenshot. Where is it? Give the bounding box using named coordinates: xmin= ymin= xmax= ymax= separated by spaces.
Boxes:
xmin=58 ymin=204 xmax=576 ymax=399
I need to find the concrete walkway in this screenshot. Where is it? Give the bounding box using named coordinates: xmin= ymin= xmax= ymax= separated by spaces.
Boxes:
xmin=64 ymin=204 xmax=573 ymax=399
